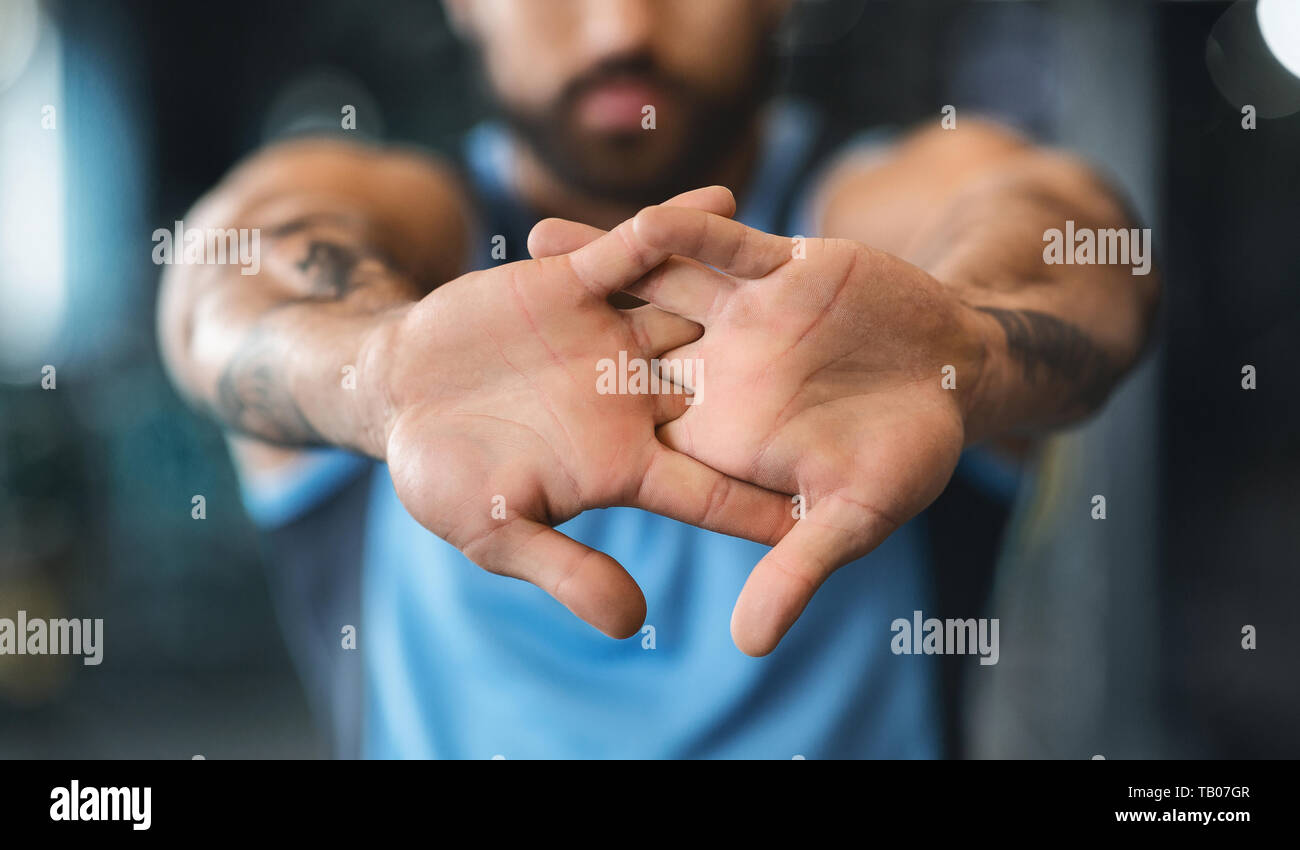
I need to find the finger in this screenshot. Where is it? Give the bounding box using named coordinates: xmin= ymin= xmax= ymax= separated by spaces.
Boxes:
xmin=463 ymin=516 xmax=647 ymax=639
xmin=654 ymin=406 xmax=698 ymax=448
xmin=532 ymin=225 xmax=725 ymax=314
xmin=651 ymin=388 xmax=690 ymax=425
xmin=632 ymin=205 xmax=793 ymax=279
xmin=529 ymin=218 xmax=603 ymax=260
xmin=667 ymin=184 xmax=737 ymax=219
xmin=631 ymin=447 xmax=796 ymax=547
xmin=565 ymin=188 xmax=744 ymax=296
xmin=729 ymin=492 xmax=899 ymax=656
xmin=644 ymin=347 xmax=704 ymax=420
xmin=653 ymin=344 xmax=703 ymax=398
xmin=623 ymin=256 xmax=732 ymax=323
xmin=566 ymin=217 xmax=671 ymax=297
xmin=528 ymin=185 xmax=738 ymax=259
xmin=623 ymin=304 xmax=702 ymax=357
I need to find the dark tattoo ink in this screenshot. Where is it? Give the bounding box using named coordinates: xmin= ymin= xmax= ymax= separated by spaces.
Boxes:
xmin=296 ymin=240 xmax=366 ymax=297
xmin=976 ymin=306 xmax=1119 ymax=413
xmin=211 ymin=226 xmax=395 ymax=442
xmin=215 ymin=313 xmax=325 ymax=445
xmin=265 ymin=213 xmax=391 ymax=297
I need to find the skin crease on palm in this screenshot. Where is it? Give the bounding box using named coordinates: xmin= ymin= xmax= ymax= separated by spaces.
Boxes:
xmin=380 ymin=187 xmax=797 ymax=642
xmin=528 ymin=187 xmax=991 ymax=656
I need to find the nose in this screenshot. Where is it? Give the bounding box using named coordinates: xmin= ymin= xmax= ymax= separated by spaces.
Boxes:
xmin=582 ymin=0 xmax=655 ymax=59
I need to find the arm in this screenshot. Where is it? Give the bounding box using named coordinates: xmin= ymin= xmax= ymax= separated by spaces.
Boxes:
xmin=157 ymin=137 xmax=472 ymax=459
xmin=812 ymin=118 xmax=1161 ymax=440
xmin=529 ymin=123 xmax=1162 ymax=654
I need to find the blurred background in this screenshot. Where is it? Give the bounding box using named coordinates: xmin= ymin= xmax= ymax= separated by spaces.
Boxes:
xmin=0 ymin=0 xmax=1296 ymax=758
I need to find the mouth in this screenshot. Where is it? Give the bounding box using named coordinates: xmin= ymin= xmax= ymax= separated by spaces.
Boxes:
xmin=573 ymin=77 xmax=668 ymax=133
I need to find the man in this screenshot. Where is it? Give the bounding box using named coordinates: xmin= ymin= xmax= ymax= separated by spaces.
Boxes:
xmin=158 ymin=0 xmax=1158 ymax=758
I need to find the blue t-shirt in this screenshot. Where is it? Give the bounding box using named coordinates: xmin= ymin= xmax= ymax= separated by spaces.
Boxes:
xmin=242 ymin=103 xmax=1007 ymax=758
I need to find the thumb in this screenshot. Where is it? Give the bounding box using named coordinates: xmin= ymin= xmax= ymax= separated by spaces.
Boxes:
xmin=730 ymin=492 xmax=899 ymax=656
xmin=462 ymin=514 xmax=648 ymax=640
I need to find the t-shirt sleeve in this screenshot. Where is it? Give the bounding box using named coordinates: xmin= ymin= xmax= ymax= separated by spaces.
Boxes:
xmin=237 ymin=447 xmax=375 ymax=529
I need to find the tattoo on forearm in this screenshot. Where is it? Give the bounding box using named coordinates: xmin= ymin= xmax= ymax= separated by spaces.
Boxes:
xmin=215 ymin=311 xmax=325 ymax=445
xmin=265 ymin=213 xmax=392 ymax=297
xmin=209 ymin=220 xmax=401 ymax=443
xmin=296 ymin=240 xmax=367 ymax=297
xmin=976 ymin=306 xmax=1119 ymax=413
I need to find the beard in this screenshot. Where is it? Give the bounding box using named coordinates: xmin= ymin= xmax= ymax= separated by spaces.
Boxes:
xmin=484 ymin=49 xmax=779 ymax=208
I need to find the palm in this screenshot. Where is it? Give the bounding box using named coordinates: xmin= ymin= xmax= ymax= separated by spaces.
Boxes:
xmin=390 ymin=260 xmax=686 ymax=533
xmin=531 ymin=205 xmax=986 ymax=654
xmin=663 ymin=238 xmax=969 ymax=532
xmin=381 ymin=206 xmax=794 ymax=639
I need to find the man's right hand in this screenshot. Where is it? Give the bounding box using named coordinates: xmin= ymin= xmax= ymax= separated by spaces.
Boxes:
xmin=370 ymin=188 xmax=795 ymax=638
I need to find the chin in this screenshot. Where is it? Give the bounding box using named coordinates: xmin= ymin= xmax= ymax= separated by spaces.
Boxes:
xmin=565 ymin=142 xmax=694 ymax=204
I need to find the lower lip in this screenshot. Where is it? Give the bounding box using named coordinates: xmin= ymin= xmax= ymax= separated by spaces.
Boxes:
xmin=576 ymin=82 xmax=663 ymax=132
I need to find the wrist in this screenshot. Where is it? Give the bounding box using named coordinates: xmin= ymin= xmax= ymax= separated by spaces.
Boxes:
xmin=353 ymin=302 xmax=414 ymax=460
xmin=955 ymin=300 xmax=1014 ymax=446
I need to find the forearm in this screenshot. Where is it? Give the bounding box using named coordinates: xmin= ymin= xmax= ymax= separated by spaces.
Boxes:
xmin=159 ymin=206 xmax=414 ymax=457
xmin=816 ymin=122 xmax=1159 ymax=441
xmin=158 ymin=140 xmax=468 ymax=456
xmin=912 ymin=150 xmax=1160 ymax=439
